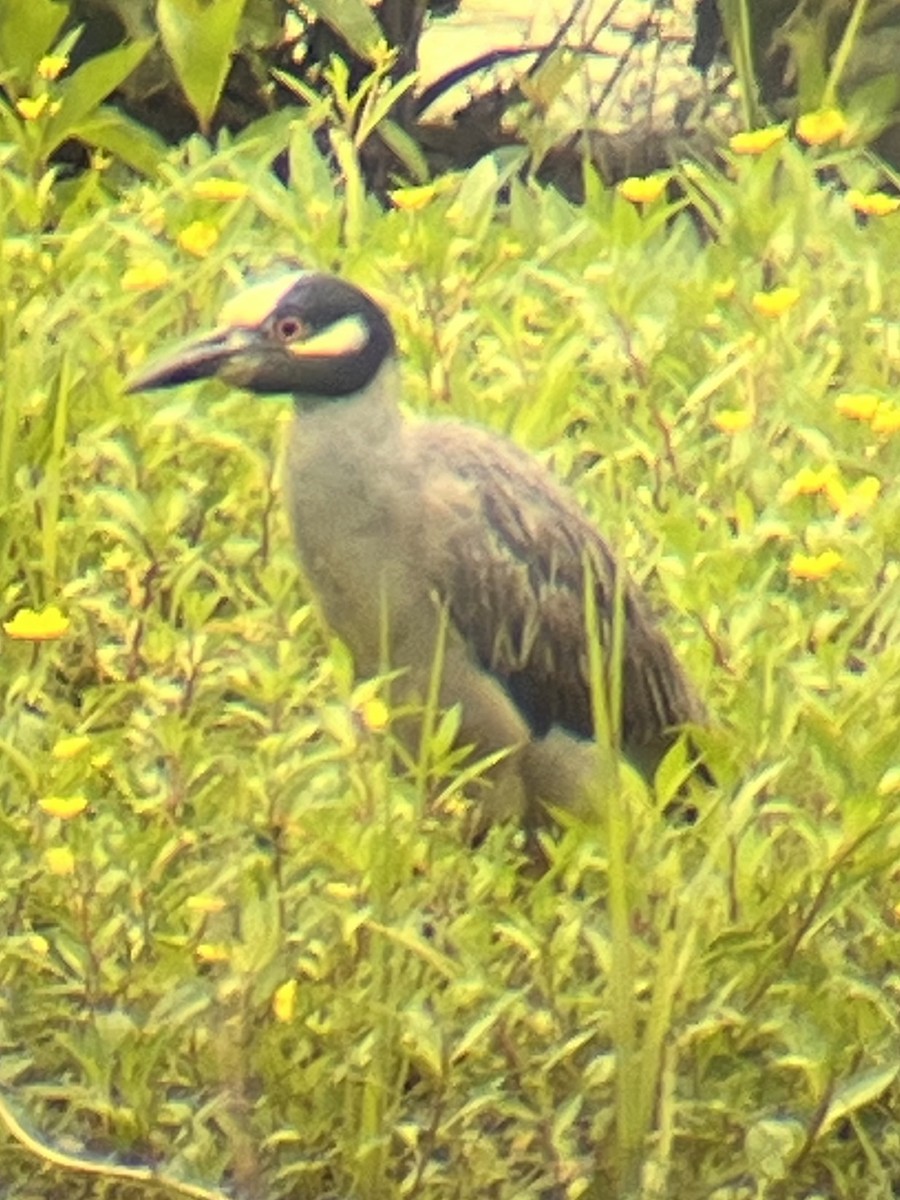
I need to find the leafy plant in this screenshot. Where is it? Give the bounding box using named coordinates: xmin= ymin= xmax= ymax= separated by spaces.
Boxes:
xmin=1 ymin=82 xmax=899 ymax=1200
xmin=0 ymin=0 xmax=161 ymax=207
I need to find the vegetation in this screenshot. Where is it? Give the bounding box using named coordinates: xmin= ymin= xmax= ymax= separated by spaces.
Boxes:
xmin=1 ymin=7 xmax=900 ymax=1200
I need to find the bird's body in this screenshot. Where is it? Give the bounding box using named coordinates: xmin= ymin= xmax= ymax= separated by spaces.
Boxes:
xmin=129 ymin=271 xmax=709 ymax=828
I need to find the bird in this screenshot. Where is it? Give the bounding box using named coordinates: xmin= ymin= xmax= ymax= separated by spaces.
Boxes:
xmin=128 ymin=270 xmax=710 ymax=832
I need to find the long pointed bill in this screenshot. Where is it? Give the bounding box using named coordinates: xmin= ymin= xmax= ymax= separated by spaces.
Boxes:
xmin=126 ymin=327 xmax=256 ymax=392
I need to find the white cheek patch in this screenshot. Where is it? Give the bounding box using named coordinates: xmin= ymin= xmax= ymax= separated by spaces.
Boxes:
xmin=287 ymin=314 xmax=370 ymax=358
xmin=219 ymin=273 xmax=307 ymax=329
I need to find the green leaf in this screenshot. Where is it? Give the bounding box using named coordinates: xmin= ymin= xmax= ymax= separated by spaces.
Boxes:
xmin=377 ymin=117 xmax=429 ymax=183
xmin=43 ymin=38 xmax=153 ymax=157
xmin=307 ymin=0 xmax=382 ymax=61
xmin=355 ymin=72 xmax=417 ymax=147
xmin=451 ymin=149 xmax=524 ymax=241
xmin=72 ymin=109 xmax=167 ymax=177
xmin=329 ymin=126 xmax=365 ymax=248
xmin=157 ymin=0 xmax=247 ymax=132
xmin=0 ymin=0 xmax=67 ymax=88
xmin=819 ymin=1063 xmax=900 ymax=1139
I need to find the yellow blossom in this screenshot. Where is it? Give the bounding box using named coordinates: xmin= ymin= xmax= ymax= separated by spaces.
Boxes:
xmin=122 ymin=261 xmax=170 ymax=292
xmin=752 ymin=286 xmax=800 ymax=317
xmin=177 ymin=221 xmax=219 ymax=257
xmin=358 ymin=696 xmax=390 ymax=732
xmin=871 ymin=402 xmax=900 ymax=435
xmin=834 ymin=392 xmax=880 ymax=421
xmin=38 ymin=54 xmax=69 ymax=80
xmin=45 ymin=846 xmax=75 ymax=876
xmin=846 ymin=189 xmax=900 ymax=217
xmin=729 ymin=125 xmax=787 ymax=155
xmin=28 ymin=934 xmax=50 ymax=955
xmin=16 ymin=94 xmax=51 ymax=120
xmin=788 ymin=548 xmax=843 ymax=581
xmin=3 ymin=605 xmax=70 ymax=641
xmin=831 ymin=475 xmax=880 ymax=519
xmin=39 ymin=795 xmax=88 ymax=820
xmin=186 ymin=894 xmax=228 ymax=915
xmin=196 ymin=943 xmax=230 ymax=964
xmin=192 ymin=178 xmax=249 ymax=202
xmin=389 ymin=182 xmax=448 ymax=211
xmin=272 ymin=979 xmax=298 ymax=1023
xmin=789 ymin=466 xmax=834 ymax=496
xmin=796 ymin=108 xmax=847 ymax=146
xmin=712 ymin=409 xmax=752 ymax=434
xmin=712 ymin=278 xmax=736 ymax=300
xmin=52 ymin=735 xmax=91 ymax=760
xmin=822 ymin=476 xmax=848 ymax=512
xmin=618 ymin=174 xmax=668 ymax=204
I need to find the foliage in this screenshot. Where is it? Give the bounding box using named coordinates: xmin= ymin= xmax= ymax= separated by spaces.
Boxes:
xmin=1 ymin=93 xmax=899 ymax=1200
xmin=0 ymin=0 xmax=162 ymax=196
xmin=718 ymin=0 xmax=900 ymax=163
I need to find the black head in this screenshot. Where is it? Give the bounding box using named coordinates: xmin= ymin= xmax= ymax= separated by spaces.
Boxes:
xmin=127 ymin=271 xmax=396 ymax=401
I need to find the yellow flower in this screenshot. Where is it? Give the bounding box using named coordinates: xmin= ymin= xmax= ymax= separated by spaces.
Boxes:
xmin=3 ymin=605 xmax=70 ymax=641
xmin=196 ymin=943 xmax=230 ymax=964
xmin=272 ymin=979 xmax=298 ymax=1023
xmin=16 ymin=94 xmax=50 ymax=120
xmin=752 ymin=286 xmax=800 ymax=317
xmin=192 ymin=178 xmax=249 ymax=202
xmin=186 ymin=893 xmax=228 ymax=915
xmin=729 ymin=125 xmax=788 ymax=155
xmin=712 ymin=409 xmax=752 ymax=434
xmin=871 ymin=402 xmax=900 ymax=435
xmin=45 ymin=846 xmax=75 ymax=876
xmin=788 ymin=549 xmax=843 ymax=581
xmin=52 ymin=735 xmax=91 ymax=761
xmin=822 ymin=475 xmax=848 ymax=512
xmin=834 ymin=392 xmax=880 ymax=421
xmin=779 ymin=465 xmax=840 ymax=503
xmin=389 ymin=182 xmax=448 ymax=211
xmin=790 ymin=465 xmax=834 ymax=496
xmin=177 ymin=221 xmax=219 ymax=257
xmin=28 ymin=934 xmax=50 ymax=955
xmin=39 ymin=795 xmax=88 ymax=820
xmin=846 ymin=189 xmax=900 ymax=217
xmin=359 ymin=696 xmax=390 ymax=732
xmin=796 ymin=108 xmax=847 ymax=146
xmin=122 ymin=261 xmax=170 ymax=292
xmin=38 ymin=54 xmax=69 ymax=80
xmin=831 ymin=475 xmax=880 ymax=519
xmin=712 ymin=278 xmax=736 ymax=300
xmin=618 ymin=174 xmax=668 ymax=204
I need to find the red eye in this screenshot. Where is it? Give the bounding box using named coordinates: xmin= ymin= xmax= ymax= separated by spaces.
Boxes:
xmin=275 ymin=316 xmax=304 ymax=341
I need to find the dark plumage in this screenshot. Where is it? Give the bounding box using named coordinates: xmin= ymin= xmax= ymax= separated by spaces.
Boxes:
xmin=128 ymin=270 xmax=709 ymax=828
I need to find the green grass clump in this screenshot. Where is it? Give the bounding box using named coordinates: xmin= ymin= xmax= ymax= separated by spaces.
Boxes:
xmin=1 ymin=118 xmax=899 ymax=1199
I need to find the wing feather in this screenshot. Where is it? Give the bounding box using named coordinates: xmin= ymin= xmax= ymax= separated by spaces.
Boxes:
xmin=409 ymin=421 xmax=705 ymax=769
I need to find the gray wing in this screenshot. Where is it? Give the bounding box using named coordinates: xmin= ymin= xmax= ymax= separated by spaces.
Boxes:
xmin=411 ymin=421 xmax=706 ymax=770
